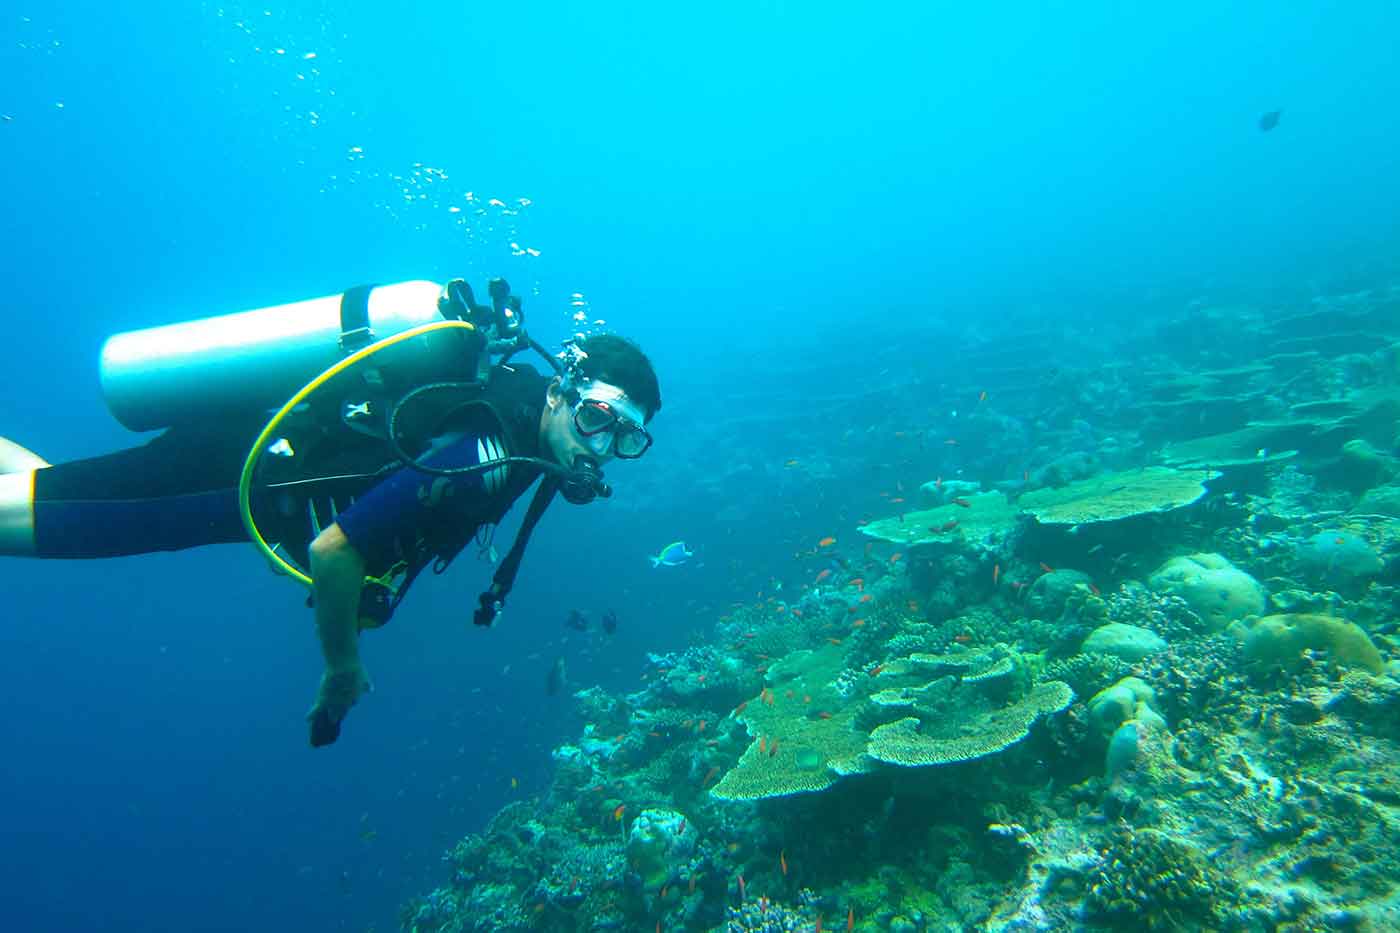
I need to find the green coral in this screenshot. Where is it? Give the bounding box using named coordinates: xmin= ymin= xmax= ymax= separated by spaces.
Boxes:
xmin=1019 ymin=466 xmax=1216 ymax=526
xmin=1045 ymin=652 xmax=1133 ymax=700
xmin=709 ymin=646 xmax=1072 ymax=798
xmin=1085 ymin=824 xmax=1234 ymax=929
xmin=858 ymin=490 xmax=1019 ymax=546
xmin=1243 ymin=613 xmax=1384 ymax=675
xmin=1147 ymin=553 xmax=1267 ymax=633
xmin=710 ymin=644 xmax=872 ymax=801
xmin=866 ymin=680 xmax=1074 ymax=767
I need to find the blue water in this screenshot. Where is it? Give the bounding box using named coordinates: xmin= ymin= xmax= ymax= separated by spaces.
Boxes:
xmin=2 ymin=2 xmax=1397 ymax=930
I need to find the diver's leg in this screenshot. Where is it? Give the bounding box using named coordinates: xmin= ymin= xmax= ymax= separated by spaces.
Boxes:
xmin=0 ymin=469 xmax=37 ymax=555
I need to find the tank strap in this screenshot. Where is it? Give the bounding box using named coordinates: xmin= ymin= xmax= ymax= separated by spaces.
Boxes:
xmin=338 ymin=284 xmax=378 ymax=352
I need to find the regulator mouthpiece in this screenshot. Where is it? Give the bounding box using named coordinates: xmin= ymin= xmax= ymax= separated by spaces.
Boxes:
xmin=559 ymin=455 xmax=611 ymax=505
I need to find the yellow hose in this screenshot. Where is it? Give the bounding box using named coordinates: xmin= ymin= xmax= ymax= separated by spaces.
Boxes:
xmin=237 ymin=319 xmax=478 ymax=588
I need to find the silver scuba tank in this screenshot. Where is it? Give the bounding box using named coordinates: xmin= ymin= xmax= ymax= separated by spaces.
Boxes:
xmin=100 ymin=280 xmax=452 ymax=432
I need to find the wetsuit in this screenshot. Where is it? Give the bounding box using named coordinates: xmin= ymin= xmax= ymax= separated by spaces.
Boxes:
xmin=31 ymin=365 xmax=550 ymax=589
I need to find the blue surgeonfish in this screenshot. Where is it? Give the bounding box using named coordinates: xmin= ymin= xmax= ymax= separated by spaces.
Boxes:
xmin=649 ymin=541 xmax=694 ymax=568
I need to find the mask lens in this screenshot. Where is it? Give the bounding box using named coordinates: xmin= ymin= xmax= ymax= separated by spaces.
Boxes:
xmin=574 ymin=400 xmax=615 ymax=435
xmin=615 ymin=426 xmax=652 ymax=459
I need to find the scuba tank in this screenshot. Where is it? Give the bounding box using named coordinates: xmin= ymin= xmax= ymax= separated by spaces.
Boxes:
xmin=100 ymin=280 xmax=452 ymax=431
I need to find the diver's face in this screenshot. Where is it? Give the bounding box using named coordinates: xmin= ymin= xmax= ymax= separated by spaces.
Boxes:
xmin=541 ymin=379 xmax=617 ymax=467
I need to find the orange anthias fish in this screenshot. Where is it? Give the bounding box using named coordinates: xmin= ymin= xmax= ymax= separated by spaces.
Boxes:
xmin=780 ymin=850 xmax=788 ymax=875
xmin=815 ymin=568 xmax=833 ymax=584
xmin=993 ymin=563 xmax=1000 ymax=585
xmin=889 ymin=552 xmax=903 ymax=564
xmin=951 ymin=497 xmax=971 ymax=508
xmin=1039 ymin=561 xmax=1055 ymax=574
xmin=737 ymin=873 xmax=747 ymax=901
xmin=701 ymin=765 xmax=720 ymax=786
xmin=847 ymin=905 xmax=855 ymax=930
xmin=613 ymin=804 xmax=626 ymax=821
xmin=818 ymin=536 xmax=836 ymax=548
xmin=934 ymin=519 xmax=958 ymax=533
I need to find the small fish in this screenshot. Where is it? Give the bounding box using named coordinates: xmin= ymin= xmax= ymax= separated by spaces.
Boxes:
xmin=760 ymin=736 xmax=767 ymax=754
xmin=951 ymin=497 xmax=971 ymax=508
xmin=601 ymin=609 xmax=618 ymax=634
xmin=702 ymin=765 xmax=720 ymax=786
xmin=677 ymin=818 xmax=686 ymax=834
xmin=780 ymin=850 xmax=788 ymax=875
xmin=769 ymin=738 xmax=780 ymax=756
xmin=733 ymin=701 xmax=748 ymax=715
xmin=1259 ymin=109 xmax=1281 ymax=131
xmin=944 ymin=438 xmax=958 ymax=446
xmin=737 ymin=872 xmax=747 ymax=901
xmin=954 ymin=633 xmax=971 ymax=644
xmin=933 ymin=519 xmax=959 ymax=533
xmin=510 ymin=776 xmax=519 ymax=788
xmin=650 ymin=541 xmax=694 ymax=568
xmin=815 ymin=568 xmax=833 ymax=584
xmin=859 ymin=594 xmax=873 ymax=603
xmin=1089 ymin=583 xmax=1102 ymax=596
xmin=889 ymin=552 xmax=903 ymax=564
xmin=1039 ymin=561 xmax=1055 ymax=574
xmin=613 ymin=804 xmax=626 ymax=821
xmin=869 ymin=663 xmax=886 ymax=677
xmin=993 ymin=563 xmax=1000 ymax=586
xmin=852 ymin=619 xmax=865 ymax=628
xmin=818 ymin=536 xmax=836 ymax=548
xmin=817 ymin=711 xmax=833 ymax=719
xmin=784 ymin=458 xmax=800 ymax=467
xmin=564 ymin=608 xmax=588 ymax=631
xmin=660 ymin=884 xmax=669 ymax=900
xmin=847 ymin=906 xmax=855 ymax=931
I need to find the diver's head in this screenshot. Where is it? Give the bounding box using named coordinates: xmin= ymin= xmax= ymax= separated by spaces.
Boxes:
xmin=540 ymin=334 xmax=661 ymax=469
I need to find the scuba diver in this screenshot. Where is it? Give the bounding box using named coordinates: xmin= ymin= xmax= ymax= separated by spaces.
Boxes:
xmin=0 ymin=277 xmax=661 ymax=747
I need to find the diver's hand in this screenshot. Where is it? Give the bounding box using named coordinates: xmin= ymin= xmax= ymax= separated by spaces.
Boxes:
xmin=306 ymin=665 xmax=372 ymax=747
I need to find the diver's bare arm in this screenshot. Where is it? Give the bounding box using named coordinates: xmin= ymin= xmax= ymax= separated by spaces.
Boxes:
xmin=309 ymin=523 xmax=366 ymax=673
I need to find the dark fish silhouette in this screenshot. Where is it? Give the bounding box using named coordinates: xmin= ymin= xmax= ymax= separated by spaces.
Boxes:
xmin=564 ymin=608 xmax=588 ymax=632
xmin=1258 ymin=110 xmax=1281 ymax=132
xmin=546 ymin=656 xmax=567 ymax=696
xmin=601 ymin=609 xmax=618 ymax=635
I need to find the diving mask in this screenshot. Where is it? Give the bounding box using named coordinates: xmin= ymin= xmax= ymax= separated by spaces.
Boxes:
xmin=570 ymin=381 xmax=652 ymax=459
